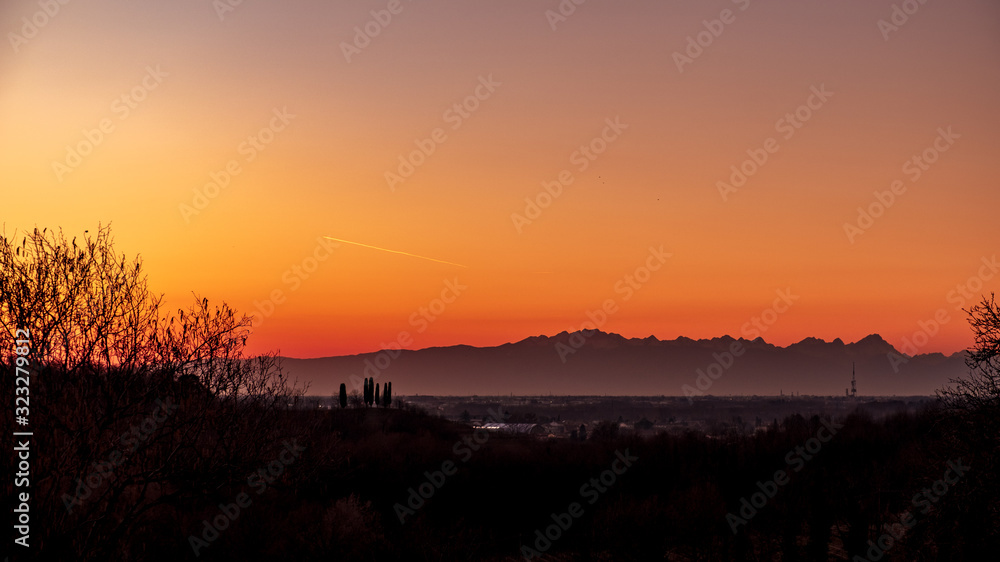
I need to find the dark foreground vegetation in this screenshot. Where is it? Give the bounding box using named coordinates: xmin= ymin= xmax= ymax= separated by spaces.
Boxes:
xmin=2 ymin=227 xmax=998 ymax=561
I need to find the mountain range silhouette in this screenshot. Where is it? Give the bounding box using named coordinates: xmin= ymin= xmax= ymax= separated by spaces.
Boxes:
xmin=283 ymin=331 xmax=966 ymax=397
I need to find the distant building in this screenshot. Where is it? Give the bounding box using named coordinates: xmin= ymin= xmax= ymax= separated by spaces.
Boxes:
xmin=544 ymin=422 xmax=566 ymax=435
xmin=481 ymin=423 xmax=546 ymax=436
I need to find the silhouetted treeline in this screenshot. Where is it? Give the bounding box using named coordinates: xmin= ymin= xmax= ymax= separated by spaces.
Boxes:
xmin=6 ymin=400 xmax=991 ymax=561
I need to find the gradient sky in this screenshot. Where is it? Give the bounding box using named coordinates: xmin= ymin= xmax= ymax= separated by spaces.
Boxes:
xmin=2 ymin=0 xmax=999 ymax=358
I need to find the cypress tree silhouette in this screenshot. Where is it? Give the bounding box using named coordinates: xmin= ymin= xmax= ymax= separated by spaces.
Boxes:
xmin=385 ymin=381 xmax=392 ymax=408
xmin=339 ymin=383 xmax=347 ymax=409
xmin=375 ymin=382 xmax=381 ymax=406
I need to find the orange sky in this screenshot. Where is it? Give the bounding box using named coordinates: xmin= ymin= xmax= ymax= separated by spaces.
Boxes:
xmin=2 ymin=0 xmax=999 ymax=358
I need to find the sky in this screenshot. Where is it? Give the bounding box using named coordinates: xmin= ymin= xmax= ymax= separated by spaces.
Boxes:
xmin=2 ymin=0 xmax=999 ymax=358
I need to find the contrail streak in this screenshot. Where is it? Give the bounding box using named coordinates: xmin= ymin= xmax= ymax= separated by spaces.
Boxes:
xmin=323 ymin=236 xmax=467 ymax=268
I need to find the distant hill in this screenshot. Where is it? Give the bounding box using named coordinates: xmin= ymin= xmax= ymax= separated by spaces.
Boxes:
xmin=282 ymin=331 xmax=968 ymax=397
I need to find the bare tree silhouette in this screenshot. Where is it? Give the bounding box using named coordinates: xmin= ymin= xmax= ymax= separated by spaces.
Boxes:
xmin=931 ymin=293 xmax=1000 ymax=557
xmin=940 ymin=293 xmax=1000 ymax=415
xmin=0 ymin=225 xmax=306 ymax=561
